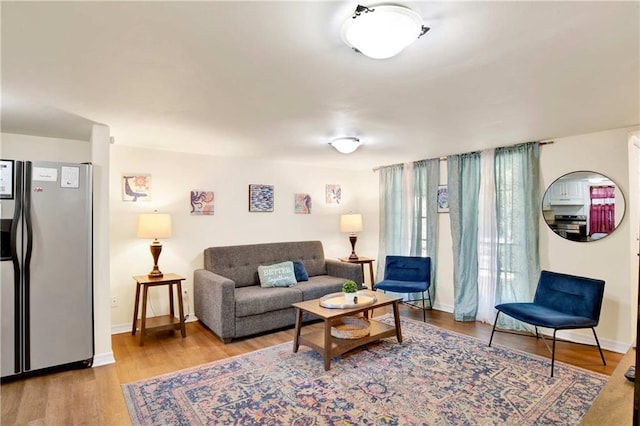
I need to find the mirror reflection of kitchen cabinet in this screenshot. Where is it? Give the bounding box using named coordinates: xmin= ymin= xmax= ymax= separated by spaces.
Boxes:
xmin=547 ymin=180 xmax=585 ymax=205
xmin=542 ymin=171 xmax=625 ymax=242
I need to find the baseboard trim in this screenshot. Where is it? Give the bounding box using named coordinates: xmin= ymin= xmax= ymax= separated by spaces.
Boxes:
xmin=420 ymin=303 xmax=628 ymax=354
xmin=92 ymin=351 xmax=116 ymax=367
xmin=542 ymin=327 xmax=629 ymax=354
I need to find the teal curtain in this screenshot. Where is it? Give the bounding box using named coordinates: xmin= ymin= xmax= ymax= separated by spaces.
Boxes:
xmin=377 ymin=164 xmax=404 ymax=279
xmin=494 ymin=142 xmax=541 ymax=330
xmin=448 ymin=153 xmax=481 ymax=321
xmin=411 ymin=159 xmax=439 ymax=303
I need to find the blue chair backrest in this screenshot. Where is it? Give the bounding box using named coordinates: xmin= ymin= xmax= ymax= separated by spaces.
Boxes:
xmin=533 ymin=270 xmax=605 ymax=322
xmin=384 ymin=256 xmax=431 ymax=283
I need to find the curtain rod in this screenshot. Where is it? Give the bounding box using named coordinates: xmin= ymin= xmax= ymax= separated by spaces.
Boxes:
xmin=372 ymin=140 xmax=554 ymax=172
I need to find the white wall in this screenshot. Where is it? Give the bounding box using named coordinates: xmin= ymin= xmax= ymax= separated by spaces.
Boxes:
xmin=539 ymin=127 xmax=636 ymax=351
xmin=1 ymin=133 xmax=90 ymax=161
xmin=90 ymin=125 xmax=114 ymax=367
xmin=629 ymin=132 xmax=640 ymax=345
xmin=108 ymin=145 xmax=378 ymax=329
xmin=6 ymin=126 xmax=637 ymax=355
xmin=110 ymin=126 xmax=635 ymax=351
xmin=391 ymin=127 xmax=638 ymax=352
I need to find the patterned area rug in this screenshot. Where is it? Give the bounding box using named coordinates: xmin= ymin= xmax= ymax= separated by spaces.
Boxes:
xmin=122 ymin=315 xmax=607 ymax=425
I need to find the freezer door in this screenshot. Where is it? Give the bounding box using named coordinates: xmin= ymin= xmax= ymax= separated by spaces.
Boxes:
xmin=27 ymin=162 xmax=93 ymax=371
xmin=1 ymin=217 xmax=19 ymax=377
xmin=1 ymin=160 xmax=23 ymax=378
xmin=1 ymin=220 xmax=18 ymax=377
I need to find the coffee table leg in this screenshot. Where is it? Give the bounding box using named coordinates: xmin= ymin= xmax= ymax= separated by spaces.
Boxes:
xmin=324 ymin=319 xmax=332 ymax=370
xmin=392 ymin=301 xmax=403 ymax=343
xmin=293 ymin=308 xmax=302 ymax=353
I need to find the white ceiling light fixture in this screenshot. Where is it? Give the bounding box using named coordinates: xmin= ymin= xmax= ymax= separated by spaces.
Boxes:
xmin=329 ymin=137 xmax=362 ymax=154
xmin=341 ymin=4 xmax=430 ymax=59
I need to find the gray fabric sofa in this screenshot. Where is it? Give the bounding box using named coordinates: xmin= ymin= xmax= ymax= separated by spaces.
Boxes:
xmin=194 ymin=240 xmax=363 ymax=343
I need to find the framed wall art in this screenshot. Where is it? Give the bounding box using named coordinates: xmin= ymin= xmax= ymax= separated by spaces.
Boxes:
xmin=325 ymin=184 xmax=341 ymax=204
xmin=249 ymin=184 xmax=274 ymax=212
xmin=294 ymin=193 xmax=312 ymax=214
xmin=191 ymin=191 xmax=214 ymax=215
xmin=122 ymin=174 xmax=151 ymax=202
xmin=437 ymin=185 xmax=449 ymax=213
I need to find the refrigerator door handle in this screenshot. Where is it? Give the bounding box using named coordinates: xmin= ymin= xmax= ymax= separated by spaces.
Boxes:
xmin=10 ymin=161 xmax=23 ymax=374
xmin=23 ymin=162 xmax=33 ymax=371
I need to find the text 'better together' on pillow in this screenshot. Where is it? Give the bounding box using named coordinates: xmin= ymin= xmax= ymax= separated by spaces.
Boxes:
xmin=258 ymin=261 xmax=298 ymax=287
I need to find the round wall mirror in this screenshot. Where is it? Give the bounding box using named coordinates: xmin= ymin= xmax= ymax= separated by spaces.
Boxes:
xmin=542 ymin=171 xmax=625 ymax=242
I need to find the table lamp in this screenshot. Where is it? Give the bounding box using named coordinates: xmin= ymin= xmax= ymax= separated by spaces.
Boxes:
xmin=340 ymin=213 xmax=363 ymax=260
xmin=137 ymin=212 xmax=172 ymax=278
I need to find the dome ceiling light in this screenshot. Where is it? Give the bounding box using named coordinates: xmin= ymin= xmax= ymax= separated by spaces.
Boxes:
xmin=341 ymin=4 xmax=430 ymax=59
xmin=329 ymin=137 xmax=362 ymax=154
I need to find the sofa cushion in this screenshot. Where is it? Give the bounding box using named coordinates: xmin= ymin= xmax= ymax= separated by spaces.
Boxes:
xmin=294 ymin=275 xmax=346 ymax=301
xmin=258 ymin=261 xmax=297 ymax=287
xmin=235 ymin=286 xmax=303 ymax=317
xmin=293 ymin=260 xmax=309 ymax=282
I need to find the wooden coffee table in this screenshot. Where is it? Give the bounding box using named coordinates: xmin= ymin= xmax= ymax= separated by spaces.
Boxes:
xmin=292 ymin=291 xmax=403 ymax=370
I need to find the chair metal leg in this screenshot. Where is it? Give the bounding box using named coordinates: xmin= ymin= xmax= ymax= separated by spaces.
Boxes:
xmin=591 ymin=328 xmax=607 ymax=366
xmin=488 ymin=311 xmax=501 ymax=347
xmin=551 ymin=329 xmax=557 ymax=377
xmin=393 ymin=290 xmax=432 ymax=322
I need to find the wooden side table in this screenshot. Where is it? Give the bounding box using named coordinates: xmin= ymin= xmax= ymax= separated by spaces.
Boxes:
xmin=339 ymin=256 xmax=375 ymax=289
xmin=132 ymin=273 xmax=186 ymax=346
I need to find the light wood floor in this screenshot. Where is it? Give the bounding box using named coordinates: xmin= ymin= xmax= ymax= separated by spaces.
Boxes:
xmin=1 ymin=306 xmax=624 ymax=425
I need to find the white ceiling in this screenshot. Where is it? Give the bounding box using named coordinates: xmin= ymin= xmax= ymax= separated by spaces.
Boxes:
xmin=1 ymin=1 xmax=638 ymax=170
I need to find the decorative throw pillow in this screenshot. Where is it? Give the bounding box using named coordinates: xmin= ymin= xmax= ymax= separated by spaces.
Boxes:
xmin=292 ymin=260 xmax=309 ymax=282
xmin=257 ymin=261 xmax=297 ymax=288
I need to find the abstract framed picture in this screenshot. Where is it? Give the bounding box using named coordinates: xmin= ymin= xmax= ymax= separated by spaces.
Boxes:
xmin=325 ymin=184 xmax=341 ymax=204
xmin=294 ymin=193 xmax=312 ymax=214
xmin=122 ymin=174 xmax=151 ymax=202
xmin=437 ymin=185 xmax=449 ymax=213
xmin=191 ymin=191 xmax=214 ymax=215
xmin=249 ymin=184 xmax=274 ymax=212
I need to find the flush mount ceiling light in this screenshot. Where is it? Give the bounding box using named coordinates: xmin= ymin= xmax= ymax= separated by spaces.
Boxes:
xmin=341 ymin=4 xmax=430 ymax=59
xmin=329 ymin=137 xmax=361 ymax=154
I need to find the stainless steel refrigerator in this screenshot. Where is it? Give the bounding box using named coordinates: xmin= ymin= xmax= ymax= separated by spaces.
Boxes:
xmin=1 ymin=160 xmax=93 ymax=380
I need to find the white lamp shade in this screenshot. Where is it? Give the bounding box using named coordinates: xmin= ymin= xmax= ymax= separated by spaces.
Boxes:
xmin=340 ymin=213 xmax=363 ymax=233
xmin=341 ymin=5 xmax=424 ymax=59
xmin=137 ymin=213 xmax=172 ymax=239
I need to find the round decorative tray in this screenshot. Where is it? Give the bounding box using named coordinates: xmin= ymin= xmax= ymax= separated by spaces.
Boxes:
xmin=319 ymin=291 xmax=377 ymax=309
xmin=331 ymin=317 xmax=370 ymax=339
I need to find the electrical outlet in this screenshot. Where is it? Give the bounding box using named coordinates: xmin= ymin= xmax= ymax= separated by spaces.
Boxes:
xmin=182 ymin=289 xmax=189 ymax=299
xmin=111 ymin=296 xmax=118 ymax=308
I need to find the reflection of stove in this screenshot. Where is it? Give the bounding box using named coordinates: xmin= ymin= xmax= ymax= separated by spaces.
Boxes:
xmin=551 ymin=215 xmax=587 ymax=241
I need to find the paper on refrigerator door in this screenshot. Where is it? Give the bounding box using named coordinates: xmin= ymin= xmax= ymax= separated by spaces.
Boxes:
xmin=60 ymin=166 xmax=80 ymax=188
xmin=33 ymin=167 xmax=58 ymax=182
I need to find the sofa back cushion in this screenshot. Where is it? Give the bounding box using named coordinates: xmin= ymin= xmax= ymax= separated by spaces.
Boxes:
xmin=204 ymin=240 xmax=327 ymax=287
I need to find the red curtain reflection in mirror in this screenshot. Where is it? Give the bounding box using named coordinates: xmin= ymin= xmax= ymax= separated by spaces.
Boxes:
xmin=589 ymin=185 xmax=615 ymax=235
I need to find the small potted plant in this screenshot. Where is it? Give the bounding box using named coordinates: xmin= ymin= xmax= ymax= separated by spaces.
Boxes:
xmin=342 ymin=280 xmax=358 ymax=304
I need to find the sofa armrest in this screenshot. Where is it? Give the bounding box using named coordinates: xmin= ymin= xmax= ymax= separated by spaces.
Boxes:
xmin=325 ymin=259 xmax=364 ymax=289
xmin=193 ymin=269 xmax=236 ymax=342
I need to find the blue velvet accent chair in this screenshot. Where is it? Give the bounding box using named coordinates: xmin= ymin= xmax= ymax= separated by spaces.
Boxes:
xmin=488 ymin=270 xmax=606 ymax=377
xmin=374 ymin=256 xmax=432 ymax=321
